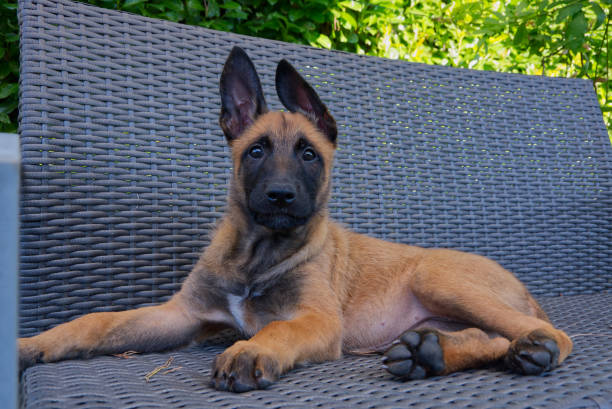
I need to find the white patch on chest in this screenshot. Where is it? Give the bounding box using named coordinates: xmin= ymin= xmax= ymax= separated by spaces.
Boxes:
xmin=227 ymin=289 xmax=249 ymax=330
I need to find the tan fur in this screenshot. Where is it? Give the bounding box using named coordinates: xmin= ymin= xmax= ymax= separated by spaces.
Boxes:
xmin=19 ymin=84 xmax=572 ymax=391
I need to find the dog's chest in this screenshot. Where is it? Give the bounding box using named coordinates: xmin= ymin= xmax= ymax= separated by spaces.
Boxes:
xmin=221 ymin=274 xmax=301 ymax=335
xmin=226 ymin=288 xmax=251 ymax=330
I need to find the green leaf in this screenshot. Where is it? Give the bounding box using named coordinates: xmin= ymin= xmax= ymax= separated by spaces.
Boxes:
xmin=478 ymin=16 xmax=505 ymax=35
xmin=210 ymin=20 xmax=234 ymax=31
xmin=566 ymin=10 xmax=588 ymax=52
xmin=161 ymin=0 xmax=184 ymax=12
xmin=303 ymin=21 xmax=316 ymax=31
xmin=0 ymin=112 xmax=10 ymax=124
xmin=490 ymin=10 xmax=506 ymax=22
xmin=514 ymin=0 xmax=530 ymax=17
xmin=452 ymin=1 xmax=481 ymax=21
xmin=5 ymin=33 xmax=18 ymax=43
xmin=207 ymin=1 xmax=220 ymax=17
xmin=339 ymin=11 xmax=357 ymax=28
xmin=0 ymin=83 xmax=18 ymax=99
xmin=547 ymin=0 xmax=579 ymax=10
xmin=122 ymin=0 xmax=147 ymax=8
xmin=577 ymin=53 xmax=591 ymax=77
xmin=303 ymin=31 xmax=318 ymax=44
xmin=288 ymin=9 xmax=304 ymax=22
xmin=556 ymin=3 xmax=582 ymax=23
xmin=315 ymin=33 xmax=332 ymax=49
xmin=309 ymin=10 xmax=327 ymax=24
xmin=224 ymin=9 xmax=248 ymax=20
xmin=8 ymin=60 xmax=18 ymax=75
xmin=186 ymin=0 xmax=205 ymax=11
xmin=513 ymin=23 xmax=528 ymax=47
xmin=0 ymin=98 xmax=18 ymax=114
xmin=163 ymin=10 xmax=184 ymax=21
xmin=220 ymin=1 xmax=241 ymax=10
xmin=589 ymin=2 xmax=606 ymax=29
xmin=0 ymin=65 xmax=9 ymax=80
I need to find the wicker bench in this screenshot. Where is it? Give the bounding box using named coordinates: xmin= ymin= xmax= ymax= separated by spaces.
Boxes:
xmin=17 ymin=0 xmax=611 ymax=407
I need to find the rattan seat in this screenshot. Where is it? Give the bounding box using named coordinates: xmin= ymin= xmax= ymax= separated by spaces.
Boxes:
xmin=18 ymin=0 xmax=611 ymax=407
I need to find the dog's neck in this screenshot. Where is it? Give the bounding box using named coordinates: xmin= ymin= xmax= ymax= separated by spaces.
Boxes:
xmin=201 ymin=204 xmax=329 ymax=293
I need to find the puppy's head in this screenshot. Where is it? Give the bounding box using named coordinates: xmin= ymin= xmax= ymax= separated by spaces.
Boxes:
xmin=219 ymin=47 xmax=337 ymax=232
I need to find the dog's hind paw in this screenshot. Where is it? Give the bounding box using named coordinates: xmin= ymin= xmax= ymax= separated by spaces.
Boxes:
xmin=382 ymin=329 xmax=445 ymax=380
xmin=505 ymin=329 xmax=560 ymax=375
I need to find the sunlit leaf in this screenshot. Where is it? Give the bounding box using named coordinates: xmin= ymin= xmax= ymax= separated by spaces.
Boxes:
xmin=0 ymin=0 xmax=609 ymax=133
xmin=340 ymin=11 xmax=357 ymax=28
xmin=315 ymin=33 xmax=332 ymax=49
xmin=339 ymin=1 xmax=364 ymax=12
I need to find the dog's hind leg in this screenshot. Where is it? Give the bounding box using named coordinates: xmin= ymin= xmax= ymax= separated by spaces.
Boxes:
xmin=383 ymin=327 xmax=510 ymax=379
xmin=18 ymin=293 xmax=203 ymax=370
xmin=400 ymin=249 xmax=573 ymax=378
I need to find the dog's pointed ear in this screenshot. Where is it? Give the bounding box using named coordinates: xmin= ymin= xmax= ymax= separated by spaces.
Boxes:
xmin=275 ymin=59 xmax=337 ymax=145
xmin=219 ymin=46 xmax=268 ymax=143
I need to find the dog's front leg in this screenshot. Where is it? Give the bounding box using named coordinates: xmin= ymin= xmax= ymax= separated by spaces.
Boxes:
xmin=210 ymin=306 xmax=342 ymax=392
xmin=18 ymin=292 xmax=204 ymax=370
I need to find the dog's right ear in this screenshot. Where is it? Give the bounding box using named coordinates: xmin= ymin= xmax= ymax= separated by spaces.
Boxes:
xmin=219 ymin=46 xmax=268 ymax=143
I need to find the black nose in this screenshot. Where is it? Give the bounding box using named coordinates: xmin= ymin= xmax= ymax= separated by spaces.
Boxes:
xmin=266 ymin=186 xmax=296 ymax=206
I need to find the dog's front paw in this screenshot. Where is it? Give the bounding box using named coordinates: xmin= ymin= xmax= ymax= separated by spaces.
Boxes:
xmin=18 ymin=338 xmax=43 ymax=371
xmin=505 ymin=329 xmax=560 ymax=375
xmin=210 ymin=341 xmax=281 ymax=392
xmin=382 ymin=329 xmax=445 ymax=380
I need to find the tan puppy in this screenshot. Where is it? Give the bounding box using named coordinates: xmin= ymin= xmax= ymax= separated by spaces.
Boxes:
xmin=19 ymin=47 xmax=572 ymax=393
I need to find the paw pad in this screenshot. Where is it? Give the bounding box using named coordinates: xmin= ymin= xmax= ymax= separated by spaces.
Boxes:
xmin=382 ymin=330 xmax=445 ymax=380
xmin=505 ymin=330 xmax=560 ymax=375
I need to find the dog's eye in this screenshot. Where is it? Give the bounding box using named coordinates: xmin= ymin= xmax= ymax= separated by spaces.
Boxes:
xmin=302 ymin=148 xmax=317 ymax=161
xmin=249 ymin=144 xmax=264 ymax=159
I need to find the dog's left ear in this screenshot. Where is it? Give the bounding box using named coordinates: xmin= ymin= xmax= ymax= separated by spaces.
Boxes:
xmin=276 ymin=59 xmax=337 ymax=145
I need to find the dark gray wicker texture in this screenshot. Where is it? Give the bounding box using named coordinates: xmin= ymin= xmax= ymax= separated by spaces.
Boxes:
xmin=20 ymin=295 xmax=612 ymax=409
xmin=17 ymin=0 xmax=611 ymax=407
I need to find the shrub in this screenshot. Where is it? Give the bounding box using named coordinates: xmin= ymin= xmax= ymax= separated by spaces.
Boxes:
xmin=1 ymin=0 xmax=609 ymax=137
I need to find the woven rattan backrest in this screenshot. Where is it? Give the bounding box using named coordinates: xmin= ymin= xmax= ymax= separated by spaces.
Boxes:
xmin=18 ymin=0 xmax=611 ymax=336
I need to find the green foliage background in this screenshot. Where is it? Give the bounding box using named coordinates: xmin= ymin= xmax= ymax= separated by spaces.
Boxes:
xmin=1 ymin=0 xmax=610 ymax=139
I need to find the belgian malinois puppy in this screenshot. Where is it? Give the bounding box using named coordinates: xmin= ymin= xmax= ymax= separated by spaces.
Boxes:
xmin=19 ymin=47 xmax=573 ymax=393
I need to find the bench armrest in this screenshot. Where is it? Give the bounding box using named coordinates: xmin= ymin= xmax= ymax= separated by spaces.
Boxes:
xmin=0 ymin=133 xmax=19 ymax=409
